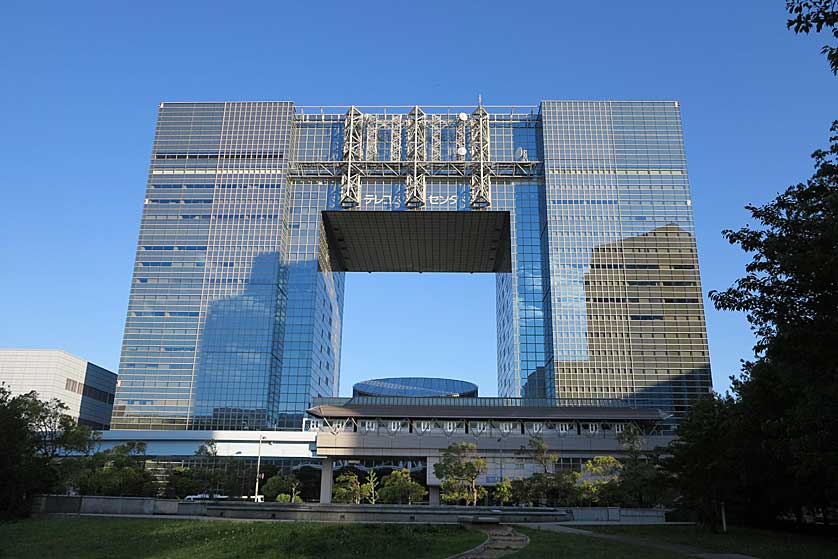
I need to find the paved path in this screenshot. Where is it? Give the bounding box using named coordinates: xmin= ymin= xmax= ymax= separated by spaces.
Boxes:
xmin=447 ymin=525 xmax=529 ymax=559
xmin=518 ymin=524 xmax=759 ymax=559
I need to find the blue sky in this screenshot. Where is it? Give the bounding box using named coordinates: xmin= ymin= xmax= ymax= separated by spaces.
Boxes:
xmin=0 ymin=1 xmax=835 ymax=396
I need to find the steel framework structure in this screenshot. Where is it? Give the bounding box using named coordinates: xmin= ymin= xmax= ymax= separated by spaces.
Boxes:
xmin=298 ymin=104 xmax=540 ymax=210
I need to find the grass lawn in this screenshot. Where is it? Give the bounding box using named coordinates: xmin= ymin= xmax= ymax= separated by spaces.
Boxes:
xmin=0 ymin=517 xmax=486 ymax=559
xmin=507 ymin=527 xmax=685 ymax=559
xmin=585 ymin=524 xmax=838 ymax=559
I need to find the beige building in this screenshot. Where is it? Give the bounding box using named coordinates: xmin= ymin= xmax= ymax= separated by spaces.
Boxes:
xmin=0 ymin=349 xmax=117 ymax=429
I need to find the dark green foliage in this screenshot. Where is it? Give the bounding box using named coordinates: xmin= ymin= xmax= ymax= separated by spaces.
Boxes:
xmin=787 ymin=1 xmax=838 ymax=74
xmin=165 ymin=466 xmax=217 ymax=499
xmin=73 ymin=443 xmax=157 ymax=497
xmin=261 ymin=474 xmax=297 ymax=502
xmin=511 ymin=470 xmax=580 ymax=507
xmin=332 ymin=471 xmax=362 ymax=504
xmin=671 ymin=122 xmax=838 ymax=526
xmin=0 ymin=385 xmax=96 ymax=519
xmin=377 ymin=468 xmax=427 ymax=504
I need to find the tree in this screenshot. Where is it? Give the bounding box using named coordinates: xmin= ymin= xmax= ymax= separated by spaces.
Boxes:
xmin=12 ymin=392 xmax=96 ymax=459
xmin=262 ymin=474 xmax=296 ymax=502
xmin=433 ymin=443 xmax=487 ymax=506
xmin=704 ymin=121 xmax=838 ymax=523
xmin=494 ymin=478 xmax=513 ymax=506
xmin=521 ymin=435 xmax=557 ymax=474
xmin=787 ymin=1 xmax=838 ymax=74
xmin=332 ymin=472 xmax=363 ymax=504
xmin=0 ymin=385 xmax=100 ymax=518
xmin=361 ymin=471 xmax=380 ymax=504
xmin=75 ymin=443 xmax=157 ymax=497
xmin=378 ymin=469 xmax=427 ymax=505
xmin=578 ymin=456 xmax=622 ymax=506
xmin=0 ymin=385 xmax=51 ymax=518
xmin=664 ymin=396 xmax=744 ymax=526
xmin=510 ymin=471 xmax=579 ymax=507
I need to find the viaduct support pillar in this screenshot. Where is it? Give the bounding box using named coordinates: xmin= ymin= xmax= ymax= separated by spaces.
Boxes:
xmin=319 ymin=457 xmax=333 ymax=504
xmin=429 ymin=485 xmax=440 ymax=506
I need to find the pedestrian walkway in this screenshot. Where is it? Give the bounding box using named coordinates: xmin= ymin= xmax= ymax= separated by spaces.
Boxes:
xmin=519 ymin=524 xmax=759 ymax=559
xmin=447 ymin=525 xmax=529 ymax=559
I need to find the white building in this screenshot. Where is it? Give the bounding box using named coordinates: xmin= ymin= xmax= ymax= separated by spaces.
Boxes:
xmin=0 ymin=349 xmax=117 ymax=429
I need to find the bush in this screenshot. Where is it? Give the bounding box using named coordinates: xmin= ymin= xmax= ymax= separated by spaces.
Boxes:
xmin=276 ymin=493 xmax=303 ymax=504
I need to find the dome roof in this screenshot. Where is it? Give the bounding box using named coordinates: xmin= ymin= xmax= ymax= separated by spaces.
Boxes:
xmin=352 ymin=377 xmax=478 ymax=398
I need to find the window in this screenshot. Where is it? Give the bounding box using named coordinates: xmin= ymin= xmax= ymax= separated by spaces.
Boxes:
xmin=528 ymin=422 xmax=544 ymax=434
xmin=362 ymin=420 xmax=377 ymax=433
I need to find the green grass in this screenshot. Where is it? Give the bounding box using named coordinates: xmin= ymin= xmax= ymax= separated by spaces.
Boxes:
xmin=506 ymin=527 xmax=685 ymax=559
xmin=585 ymin=524 xmax=838 ymax=559
xmin=0 ymin=518 xmax=486 ymax=559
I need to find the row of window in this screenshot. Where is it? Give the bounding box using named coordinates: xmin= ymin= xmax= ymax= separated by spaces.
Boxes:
xmin=337 ymin=419 xmax=627 ymax=436
xmin=65 ymin=378 xmax=115 ymax=404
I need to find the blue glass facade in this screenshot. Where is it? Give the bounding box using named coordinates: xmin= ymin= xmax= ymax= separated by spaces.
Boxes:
xmin=113 ymin=101 xmax=711 ymax=432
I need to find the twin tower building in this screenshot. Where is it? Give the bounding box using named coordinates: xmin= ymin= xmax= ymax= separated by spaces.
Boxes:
xmin=112 ymin=100 xmax=712 ymax=435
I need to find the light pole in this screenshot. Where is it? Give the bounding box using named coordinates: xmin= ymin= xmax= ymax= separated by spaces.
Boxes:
xmin=254 ymin=434 xmax=268 ymax=502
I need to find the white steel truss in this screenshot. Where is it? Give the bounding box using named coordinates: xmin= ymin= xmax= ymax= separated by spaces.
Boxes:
xmin=304 ymin=106 xmax=540 ymax=210
xmin=430 ymin=114 xmax=444 ymax=162
xmin=388 ymin=116 xmax=402 ymax=162
xmin=405 ymin=106 xmax=428 ymax=209
xmin=364 ymin=114 xmax=378 ymax=161
xmin=339 ymin=106 xmax=364 ymax=208
xmin=455 ymin=116 xmax=467 ymax=161
xmin=469 ymin=105 xmax=492 ymax=209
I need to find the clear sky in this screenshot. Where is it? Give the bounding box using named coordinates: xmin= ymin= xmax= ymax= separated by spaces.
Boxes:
xmin=0 ymin=1 xmax=835 ymax=397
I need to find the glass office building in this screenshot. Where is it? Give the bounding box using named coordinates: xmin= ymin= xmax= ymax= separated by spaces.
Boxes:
xmin=112 ymin=100 xmax=711 ymax=432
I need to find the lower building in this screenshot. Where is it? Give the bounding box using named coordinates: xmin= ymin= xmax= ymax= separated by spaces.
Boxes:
xmin=0 ymin=349 xmax=117 ymax=429
xmin=96 ymin=394 xmax=671 ymax=503
xmin=308 ymin=395 xmax=671 ymax=504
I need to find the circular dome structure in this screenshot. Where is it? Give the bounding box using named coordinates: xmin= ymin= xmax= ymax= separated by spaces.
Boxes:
xmin=352 ymin=377 xmax=478 ymax=398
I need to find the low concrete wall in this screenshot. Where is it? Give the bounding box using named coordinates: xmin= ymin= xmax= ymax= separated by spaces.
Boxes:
xmin=206 ymin=504 xmax=571 ymax=524
xmin=80 ymin=496 xmax=156 ymax=515
xmin=565 ymin=506 xmax=666 ymax=523
xmin=177 ymin=501 xmax=209 ymax=516
xmin=616 ymin=507 xmax=667 ymax=523
xmin=33 ymin=495 xmax=666 ymax=524
xmin=32 ymin=495 xmax=81 ymax=514
xmin=33 ymin=495 xmax=180 ymax=517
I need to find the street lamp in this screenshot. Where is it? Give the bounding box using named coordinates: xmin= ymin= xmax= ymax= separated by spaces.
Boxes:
xmin=254 ymin=434 xmax=271 ymax=502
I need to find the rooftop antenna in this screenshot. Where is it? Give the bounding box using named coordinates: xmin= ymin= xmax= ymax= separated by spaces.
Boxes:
xmin=478 ymin=94 xmax=483 ymax=106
